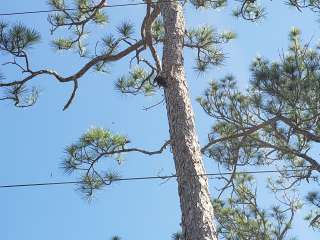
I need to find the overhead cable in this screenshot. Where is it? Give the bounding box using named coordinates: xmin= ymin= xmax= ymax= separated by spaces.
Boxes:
xmin=0 ymin=1 xmax=183 ymax=16
xmin=0 ymin=168 xmax=303 ymax=189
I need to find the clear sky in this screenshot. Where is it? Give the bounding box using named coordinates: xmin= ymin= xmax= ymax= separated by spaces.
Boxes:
xmin=1 ymin=1 xmax=320 ymax=239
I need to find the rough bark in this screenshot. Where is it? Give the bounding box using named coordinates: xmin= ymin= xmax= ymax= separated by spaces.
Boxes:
xmin=160 ymin=2 xmax=217 ymax=240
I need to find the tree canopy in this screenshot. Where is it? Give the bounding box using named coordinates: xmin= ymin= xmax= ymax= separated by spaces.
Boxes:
xmin=198 ymin=28 xmax=320 ymax=234
xmin=1 ymin=0 xmax=320 ymax=239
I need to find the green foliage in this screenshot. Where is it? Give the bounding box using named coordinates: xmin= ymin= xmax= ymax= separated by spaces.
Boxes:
xmin=1 ymin=0 xmax=320 ymax=238
xmin=186 ymin=0 xmax=320 ymax=21
xmin=189 ymin=0 xmax=226 ymax=9
xmin=151 ymin=21 xmax=235 ymax=74
xmin=152 ymin=20 xmax=236 ymax=74
xmin=199 ymin=29 xmax=320 ymax=230
xmin=0 ymin=22 xmax=40 ymax=107
xmin=0 ymin=22 xmax=40 ymax=54
xmin=251 ymin=28 xmax=320 ymax=116
xmin=116 ymin=21 xmax=134 ymax=39
xmin=99 ymin=22 xmax=135 ymax=56
xmin=287 ymin=0 xmax=320 ymax=13
xmin=232 ymin=1 xmax=265 ymax=21
xmin=101 ymin=34 xmax=119 ymax=55
xmin=92 ymin=11 xmax=108 ymax=24
xmin=63 ymin=127 xmax=127 ymax=197
xmin=115 ymin=67 xmax=156 ymax=96
xmin=171 ymin=232 xmax=183 ymax=240
xmin=52 ymin=38 xmax=74 ymax=50
xmin=213 ymin=174 xmax=300 ymax=240
xmin=111 ymin=236 xmax=121 ymax=240
xmin=49 ymin=0 xmax=65 ymax=9
xmin=2 ymin=85 xmax=39 ymax=108
xmin=151 ymin=19 xmax=165 ymax=43
xmin=305 ymin=192 xmax=320 ymax=230
xmin=48 ymin=0 xmax=108 ymax=56
xmin=185 ymin=26 xmax=236 ymax=72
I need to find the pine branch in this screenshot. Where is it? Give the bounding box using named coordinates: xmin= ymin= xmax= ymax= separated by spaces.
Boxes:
xmin=62 ymin=127 xmax=170 ymax=197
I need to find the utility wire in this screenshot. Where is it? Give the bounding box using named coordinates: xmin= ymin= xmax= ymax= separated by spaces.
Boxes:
xmin=0 ymin=0 xmax=183 ymax=16
xmin=0 ymin=168 xmax=305 ymax=189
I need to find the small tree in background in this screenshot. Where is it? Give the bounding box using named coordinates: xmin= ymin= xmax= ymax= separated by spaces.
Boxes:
xmin=213 ymin=174 xmax=301 ymax=240
xmin=198 ymin=28 xmax=320 ymax=233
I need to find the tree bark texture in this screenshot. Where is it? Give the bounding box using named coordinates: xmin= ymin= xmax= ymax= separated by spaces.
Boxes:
xmin=160 ymin=2 xmax=217 ymax=240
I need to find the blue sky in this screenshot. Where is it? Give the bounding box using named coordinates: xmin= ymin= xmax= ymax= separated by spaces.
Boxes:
xmin=1 ymin=1 xmax=320 ymax=239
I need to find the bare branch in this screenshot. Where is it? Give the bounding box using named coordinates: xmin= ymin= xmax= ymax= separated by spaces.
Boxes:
xmin=63 ymin=80 xmax=78 ymax=110
xmin=201 ymin=116 xmax=280 ymax=153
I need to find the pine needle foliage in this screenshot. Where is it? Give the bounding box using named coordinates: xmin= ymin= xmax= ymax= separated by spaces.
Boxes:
xmin=171 ymin=231 xmax=183 ymax=240
xmin=213 ymin=174 xmax=300 ymax=240
xmin=2 ymin=0 xmax=320 ymax=237
xmin=0 ymin=21 xmax=40 ymax=54
xmin=116 ymin=67 xmax=156 ymax=96
xmin=305 ymin=192 xmax=320 ymax=230
xmin=0 ymin=2 xmax=235 ymax=106
xmin=189 ymin=0 xmax=226 ymax=9
xmin=111 ymin=236 xmax=121 ymax=240
xmin=0 ymin=22 xmax=40 ymax=107
xmin=48 ymin=0 xmax=108 ymax=55
xmin=62 ymin=127 xmax=126 ymax=197
xmin=199 ymin=29 xmax=320 ymax=230
xmin=185 ymin=26 xmax=236 ymax=72
xmin=62 ymin=127 xmax=170 ymax=197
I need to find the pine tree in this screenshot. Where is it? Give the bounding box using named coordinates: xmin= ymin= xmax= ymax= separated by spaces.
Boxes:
xmin=198 ymin=28 xmax=320 ymax=233
xmin=0 ymin=1 xmax=234 ymax=239
xmin=1 ymin=0 xmax=320 ymax=239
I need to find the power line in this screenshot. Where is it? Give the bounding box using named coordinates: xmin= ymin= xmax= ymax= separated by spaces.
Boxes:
xmin=0 ymin=168 xmax=304 ymax=189
xmin=0 ymin=1 xmax=181 ymax=17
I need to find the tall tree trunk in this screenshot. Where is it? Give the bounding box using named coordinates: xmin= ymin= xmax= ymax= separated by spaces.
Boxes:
xmin=160 ymin=2 xmax=217 ymax=240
